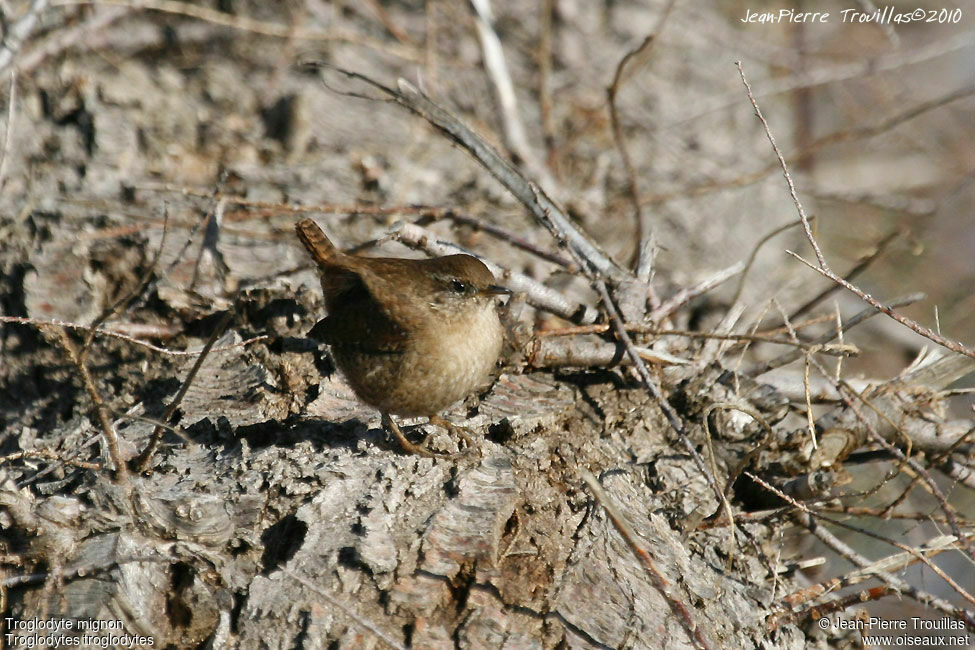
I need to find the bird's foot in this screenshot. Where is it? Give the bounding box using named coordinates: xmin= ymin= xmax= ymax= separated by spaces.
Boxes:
xmin=381 ymin=413 xmax=480 ymax=459
xmin=428 ymin=415 xmax=481 ymax=457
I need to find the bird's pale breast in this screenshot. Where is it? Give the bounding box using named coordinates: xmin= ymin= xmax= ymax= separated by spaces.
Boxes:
xmin=331 ymin=300 xmax=503 ymax=416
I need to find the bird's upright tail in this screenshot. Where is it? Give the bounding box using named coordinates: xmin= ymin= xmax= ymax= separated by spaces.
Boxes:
xmin=295 ymin=218 xmax=339 ymax=266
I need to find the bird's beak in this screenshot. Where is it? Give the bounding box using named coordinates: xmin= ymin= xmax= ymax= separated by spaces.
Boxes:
xmin=483 ymin=284 xmax=512 ymax=296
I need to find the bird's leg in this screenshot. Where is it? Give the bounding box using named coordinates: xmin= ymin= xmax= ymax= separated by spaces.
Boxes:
xmin=381 ymin=412 xmax=453 ymax=459
xmin=428 ymin=415 xmax=480 ymax=456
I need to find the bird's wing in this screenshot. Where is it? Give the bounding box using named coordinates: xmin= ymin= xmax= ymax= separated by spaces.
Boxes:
xmin=307 ymin=273 xmax=408 ymax=354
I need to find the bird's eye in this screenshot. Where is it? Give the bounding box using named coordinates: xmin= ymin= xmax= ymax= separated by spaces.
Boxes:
xmin=450 ymin=279 xmax=468 ymax=293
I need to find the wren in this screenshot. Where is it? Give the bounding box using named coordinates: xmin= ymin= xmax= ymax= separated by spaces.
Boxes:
xmin=295 ymin=218 xmax=509 ymax=457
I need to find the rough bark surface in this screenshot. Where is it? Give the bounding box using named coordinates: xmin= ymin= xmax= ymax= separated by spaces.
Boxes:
xmin=2 ymin=2 xmax=973 ymax=649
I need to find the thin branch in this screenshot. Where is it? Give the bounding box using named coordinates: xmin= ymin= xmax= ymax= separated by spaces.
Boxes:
xmin=16 ymin=430 xmax=103 ymax=488
xmin=680 ymin=31 xmax=975 ymax=131
xmin=747 ymin=472 xmax=975 ymax=627
xmin=699 ymin=404 xmax=741 ymax=556
xmin=282 ymin=568 xmax=407 ymax=650
xmin=1 ymin=554 xmax=173 ymax=589
xmin=54 ymin=328 xmax=129 ymax=484
xmin=750 ymin=293 xmax=924 ymax=376
xmin=16 ymin=6 xmax=130 ymax=74
xmin=469 ymin=0 xmax=552 ymax=190
xmin=792 ymin=84 xmax=975 ymax=173
xmin=0 ymin=315 xmax=265 ymax=355
xmin=700 ymin=301 xmax=745 ymax=365
xmin=643 ymin=84 xmax=975 ymax=211
xmin=580 ymin=471 xmax=714 ymax=650
xmin=788 ymin=227 xmax=901 ymax=323
xmin=593 ymin=279 xmax=723 ymax=503
xmin=0 ymin=448 xmax=102 ymax=471
xmin=539 ymin=322 xmax=857 ymax=355
xmin=416 ymin=209 xmax=576 ymax=269
xmin=423 ymin=0 xmax=439 ymax=91
xmin=134 ymin=308 xmax=234 ymax=471
xmin=822 ymin=503 xmax=974 ymax=526
xmin=788 ymin=251 xmax=975 ymax=359
xmin=360 ymin=0 xmax=414 ymax=46
xmin=730 ymin=217 xmax=812 ymax=309
xmin=0 ymin=0 xmax=50 ymax=74
xmin=796 ymin=348 xmax=975 ymax=561
xmin=306 ymin=65 xmax=627 ymax=282
xmin=605 ymin=0 xmax=676 ymax=278
xmin=0 ymin=71 xmax=16 ymax=188
xmin=138 ymin=187 xmax=577 ymax=270
xmin=648 ymin=261 xmax=744 ymax=322
xmin=52 ymin=0 xmax=420 ymax=59
xmin=79 ymin=206 xmax=171 ymax=367
xmin=608 ymin=31 xmax=654 ymax=271
xmin=838 ymin=381 xmax=975 ymax=561
xmin=736 ymin=61 xmax=823 ymax=268
xmin=537 ymin=0 xmax=556 ymax=173
xmin=738 ymin=60 xmax=975 ymax=360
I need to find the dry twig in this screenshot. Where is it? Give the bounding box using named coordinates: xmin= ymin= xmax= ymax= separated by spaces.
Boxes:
xmin=0 ymin=71 xmax=16 ymax=188
xmin=605 ymin=0 xmax=676 ymax=279
xmin=837 ymin=381 xmax=975 ymax=561
xmin=748 ymin=472 xmax=975 ymax=628
xmin=593 ymin=279 xmax=723 ymax=504
xmin=282 ymin=568 xmax=406 ymax=650
xmin=649 ymin=261 xmax=744 ymax=322
xmin=0 ymin=0 xmax=50 ymax=73
xmin=580 ymin=471 xmax=714 ymax=650
xmin=308 ymin=65 xmax=626 ymax=282
xmin=737 ymin=61 xmax=975 ymax=360
xmin=16 ymin=5 xmax=130 ymax=73
xmin=750 ymin=293 xmax=924 ymax=376
xmin=134 ymin=309 xmax=234 ymax=471
xmin=54 ymin=328 xmax=129 ymax=484
xmin=0 ymin=315 xmax=265 ymax=355
xmin=469 ymin=0 xmax=553 ymax=192
xmin=53 ymin=0 xmax=420 ymax=60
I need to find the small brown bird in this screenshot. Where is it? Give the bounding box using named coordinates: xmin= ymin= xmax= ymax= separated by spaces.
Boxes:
xmin=295 ymin=218 xmax=509 ymax=457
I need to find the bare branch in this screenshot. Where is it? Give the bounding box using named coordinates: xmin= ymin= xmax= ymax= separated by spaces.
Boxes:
xmin=605 ymin=0 xmax=676 ymax=279
xmin=750 ymin=293 xmax=924 ymax=376
xmin=649 ymin=261 xmax=744 ymax=323
xmin=747 ymin=473 xmax=975 ymax=626
xmin=580 ymin=470 xmax=715 ymax=650
xmin=593 ymin=279 xmax=723 ymax=504
xmin=134 ymin=309 xmax=234 ymax=471
xmin=737 ymin=60 xmax=975 ymax=360
xmin=0 ymin=0 xmax=50 ymax=74
xmin=469 ymin=0 xmax=553 ymax=191
xmin=17 ymin=6 xmax=130 ymax=73
xmin=787 ymin=227 xmax=901 ymax=323
xmin=282 ymin=568 xmax=407 ymax=650
xmin=0 ymin=71 xmax=16 ymax=188
xmin=305 ymin=65 xmax=627 ymax=281
xmin=53 ymin=0 xmax=420 ymax=60
xmin=788 ymin=251 xmax=975 ymax=359
xmin=54 ymin=328 xmax=129 ymax=484
xmin=736 ymin=61 xmax=823 ymax=268
xmin=0 ymin=315 xmax=266 ymax=355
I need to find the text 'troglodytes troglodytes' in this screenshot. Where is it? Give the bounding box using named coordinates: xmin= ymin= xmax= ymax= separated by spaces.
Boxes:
xmin=295 ymin=218 xmax=509 ymax=457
